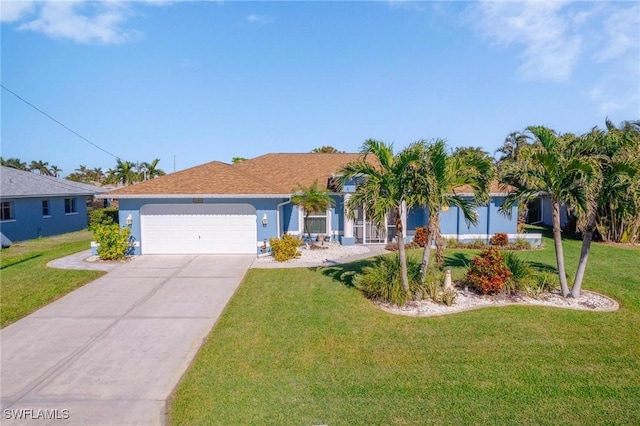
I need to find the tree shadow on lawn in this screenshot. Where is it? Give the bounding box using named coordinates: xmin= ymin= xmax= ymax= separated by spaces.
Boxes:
xmin=313 ymin=258 xmax=378 ymax=288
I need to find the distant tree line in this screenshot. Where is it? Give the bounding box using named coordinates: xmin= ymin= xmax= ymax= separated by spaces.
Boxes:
xmin=1 ymin=157 xmax=166 ymax=186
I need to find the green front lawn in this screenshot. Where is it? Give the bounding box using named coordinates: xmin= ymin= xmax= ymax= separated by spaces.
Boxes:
xmin=1 ymin=230 xmax=103 ymax=328
xmin=170 ymin=232 xmax=640 ymax=425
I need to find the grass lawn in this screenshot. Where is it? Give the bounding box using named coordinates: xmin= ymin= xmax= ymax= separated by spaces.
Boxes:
xmin=170 ymin=230 xmax=640 ymax=425
xmin=1 ymin=230 xmax=103 ymax=328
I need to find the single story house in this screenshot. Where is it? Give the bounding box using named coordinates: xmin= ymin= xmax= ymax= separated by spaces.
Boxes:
xmin=0 ymin=166 xmax=106 ymax=242
xmin=101 ymin=153 xmax=535 ymax=256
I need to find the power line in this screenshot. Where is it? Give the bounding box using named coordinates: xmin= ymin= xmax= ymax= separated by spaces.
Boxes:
xmin=1 ymin=84 xmax=122 ymax=160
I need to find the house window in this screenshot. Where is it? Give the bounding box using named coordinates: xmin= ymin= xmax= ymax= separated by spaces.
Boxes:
xmin=304 ymin=209 xmax=327 ymax=234
xmin=64 ymin=198 xmax=77 ymax=214
xmin=1 ymin=201 xmax=14 ymax=221
xmin=42 ymin=200 xmax=51 ymax=217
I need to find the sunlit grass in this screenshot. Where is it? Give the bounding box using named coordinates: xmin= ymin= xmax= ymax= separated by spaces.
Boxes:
xmin=170 ymin=231 xmax=640 ymax=425
xmin=1 ymin=230 xmax=103 ymax=328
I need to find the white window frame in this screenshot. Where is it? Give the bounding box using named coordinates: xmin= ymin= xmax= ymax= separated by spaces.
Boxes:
xmin=42 ymin=199 xmax=51 ymax=217
xmin=299 ymin=208 xmax=331 ymax=236
xmin=64 ymin=198 xmax=78 ymax=215
xmin=1 ymin=201 xmax=15 ymax=221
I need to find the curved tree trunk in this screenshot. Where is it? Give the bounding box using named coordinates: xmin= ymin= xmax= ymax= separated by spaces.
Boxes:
xmin=395 ymin=206 xmax=410 ymax=293
xmin=571 ymin=208 xmax=597 ymax=298
xmin=552 ymin=201 xmax=570 ymax=297
xmin=420 ymin=215 xmax=433 ymax=285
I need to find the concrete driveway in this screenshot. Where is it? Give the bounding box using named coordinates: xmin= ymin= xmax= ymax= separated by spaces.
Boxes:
xmin=1 ymin=254 xmax=254 ymax=425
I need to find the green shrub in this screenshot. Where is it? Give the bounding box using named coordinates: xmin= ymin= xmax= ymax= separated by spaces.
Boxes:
xmin=413 ymin=227 xmax=428 ymax=247
xmin=89 ymin=207 xmax=119 ymax=231
xmin=269 ymin=234 xmax=302 ymax=262
xmin=514 ymin=238 xmax=532 ymax=250
xmin=441 ymin=287 xmax=458 ymax=306
xmin=353 ymin=255 xmax=423 ymax=306
xmin=503 ymin=252 xmax=533 ymax=282
xmin=465 ymin=247 xmax=512 ymax=294
xmin=490 ymin=233 xmax=509 ymax=246
xmin=445 ymin=238 xmax=462 ymax=249
xmin=94 ymin=224 xmax=130 ymax=260
xmin=466 ymin=238 xmax=488 ymax=249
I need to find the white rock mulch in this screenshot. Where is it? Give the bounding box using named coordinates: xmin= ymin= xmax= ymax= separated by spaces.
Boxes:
xmin=254 ymin=242 xmax=371 ymax=264
xmin=378 ymin=288 xmax=619 ymax=317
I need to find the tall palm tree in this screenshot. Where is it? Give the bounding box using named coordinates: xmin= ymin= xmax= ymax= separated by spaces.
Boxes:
xmin=337 ymin=139 xmax=423 ymax=292
xmin=29 ymin=160 xmax=52 ymax=176
xmin=114 ymin=159 xmax=139 ymax=185
xmin=571 ymin=125 xmax=640 ymax=297
xmin=140 ymin=158 xmax=166 ymax=180
xmin=495 ymin=131 xmax=530 ymax=166
xmin=50 ymin=165 xmax=62 ymax=178
xmin=414 ymin=140 xmax=494 ymax=283
xmin=1 ymin=157 xmax=28 ymax=170
xmin=292 ymin=180 xmax=335 ymax=240
xmin=500 ymin=126 xmax=595 ymax=297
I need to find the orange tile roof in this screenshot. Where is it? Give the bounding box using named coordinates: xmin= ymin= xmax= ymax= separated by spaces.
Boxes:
xmin=105 ymin=153 xmax=509 ymax=197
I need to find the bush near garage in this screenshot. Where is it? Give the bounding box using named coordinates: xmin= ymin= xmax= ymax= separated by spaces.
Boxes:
xmin=88 ymin=207 xmax=119 ymax=231
xmin=93 ymin=224 xmax=130 ymax=260
xmin=269 ymin=234 xmax=302 ymax=262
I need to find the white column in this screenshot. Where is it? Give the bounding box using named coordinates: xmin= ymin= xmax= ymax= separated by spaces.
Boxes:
xmin=343 ymin=194 xmax=353 ymax=239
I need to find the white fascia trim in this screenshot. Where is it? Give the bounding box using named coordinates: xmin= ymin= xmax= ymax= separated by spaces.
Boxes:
xmin=96 ymin=193 xmax=292 ymax=199
xmin=2 ymin=193 xmax=95 ymax=199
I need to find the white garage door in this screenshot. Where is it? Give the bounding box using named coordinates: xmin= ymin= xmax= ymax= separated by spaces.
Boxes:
xmin=140 ymin=204 xmax=257 ymax=254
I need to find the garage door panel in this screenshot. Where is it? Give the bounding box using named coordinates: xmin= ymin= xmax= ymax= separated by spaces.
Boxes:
xmin=140 ymin=207 xmax=257 ymax=255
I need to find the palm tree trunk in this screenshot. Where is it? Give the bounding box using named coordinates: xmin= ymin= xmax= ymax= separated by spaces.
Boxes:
xmin=571 ymin=208 xmax=596 ymax=298
xmin=420 ymin=216 xmax=433 ymax=285
xmin=395 ymin=207 xmax=410 ymax=293
xmin=552 ymin=202 xmax=570 ymax=297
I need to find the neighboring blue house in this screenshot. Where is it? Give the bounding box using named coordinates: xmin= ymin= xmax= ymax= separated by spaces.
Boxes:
xmin=0 ymin=166 xmax=106 ymax=242
xmin=102 ymin=153 xmax=536 ymax=256
xmin=526 ymin=193 xmax=572 ymax=229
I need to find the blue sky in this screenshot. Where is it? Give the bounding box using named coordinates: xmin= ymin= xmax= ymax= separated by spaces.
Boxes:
xmin=1 ymin=0 xmax=638 ymax=177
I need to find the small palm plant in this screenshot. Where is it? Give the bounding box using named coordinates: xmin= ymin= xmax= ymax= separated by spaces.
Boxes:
xmin=292 ymin=180 xmax=335 ymax=241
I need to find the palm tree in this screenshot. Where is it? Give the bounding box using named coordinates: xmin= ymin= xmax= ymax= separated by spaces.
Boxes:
xmin=50 ymin=165 xmax=62 ymax=178
xmin=571 ymin=125 xmax=640 ymax=297
xmin=500 ymin=126 xmax=595 ymax=297
xmin=495 ymin=131 xmax=530 ymax=166
xmin=29 ymin=160 xmax=52 ymax=176
xmin=1 ymin=157 xmax=28 ymax=170
xmin=291 ymin=180 xmax=335 ymax=241
xmin=337 ymin=139 xmax=423 ymax=292
xmin=114 ymin=159 xmax=139 ymax=185
xmin=140 ymin=158 xmax=166 ymax=180
xmin=414 ymin=140 xmax=494 ymax=282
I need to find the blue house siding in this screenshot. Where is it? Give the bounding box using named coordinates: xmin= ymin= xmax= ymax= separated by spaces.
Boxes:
xmin=118 ymin=197 xmax=287 ymax=255
xmin=0 ymin=196 xmax=88 ymax=242
xmin=281 ymin=202 xmax=297 ymax=235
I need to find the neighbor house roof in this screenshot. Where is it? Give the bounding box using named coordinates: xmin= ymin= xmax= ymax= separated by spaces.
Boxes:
xmin=452 ymin=182 xmax=513 ymax=196
xmin=103 ymin=153 xmax=364 ymax=198
xmin=103 ymin=152 xmax=510 ymax=198
xmin=0 ymin=166 xmax=106 ymax=199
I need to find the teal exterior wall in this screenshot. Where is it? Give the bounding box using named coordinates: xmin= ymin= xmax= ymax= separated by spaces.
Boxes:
xmin=0 ymin=196 xmax=88 ymax=242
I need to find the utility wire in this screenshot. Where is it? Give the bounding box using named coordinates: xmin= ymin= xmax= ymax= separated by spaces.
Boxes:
xmin=1 ymin=84 xmax=122 ymax=160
